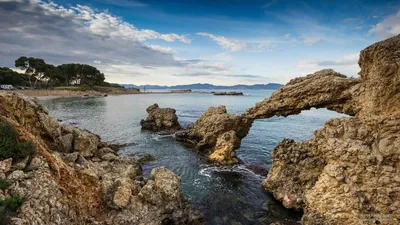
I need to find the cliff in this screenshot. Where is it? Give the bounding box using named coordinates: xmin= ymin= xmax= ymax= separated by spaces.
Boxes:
xmin=0 ymin=93 xmax=202 ymax=225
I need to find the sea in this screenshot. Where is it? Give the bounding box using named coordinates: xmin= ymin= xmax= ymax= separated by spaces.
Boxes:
xmin=40 ymin=89 xmax=346 ymax=225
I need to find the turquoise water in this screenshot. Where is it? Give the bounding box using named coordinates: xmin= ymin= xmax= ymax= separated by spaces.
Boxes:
xmin=40 ymin=90 xmax=345 ymax=225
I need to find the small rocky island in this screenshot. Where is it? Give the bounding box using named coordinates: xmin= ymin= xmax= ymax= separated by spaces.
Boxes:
xmin=142 ymin=34 xmax=400 ymax=225
xmin=213 ymin=91 xmax=244 ymax=96
xmin=0 ymin=93 xmax=202 ymax=224
xmin=140 ymin=103 xmax=182 ymax=132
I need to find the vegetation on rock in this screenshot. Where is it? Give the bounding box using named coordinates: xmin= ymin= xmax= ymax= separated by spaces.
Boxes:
xmin=0 ymin=178 xmax=10 ymax=190
xmin=0 ymin=194 xmax=25 ymax=225
xmin=0 ymin=118 xmax=36 ymax=161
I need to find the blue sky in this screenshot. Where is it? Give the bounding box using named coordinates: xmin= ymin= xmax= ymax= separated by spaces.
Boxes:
xmin=0 ymin=0 xmax=399 ymax=85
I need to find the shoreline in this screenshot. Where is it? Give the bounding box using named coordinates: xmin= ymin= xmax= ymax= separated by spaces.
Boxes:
xmin=4 ymin=89 xmax=213 ymax=98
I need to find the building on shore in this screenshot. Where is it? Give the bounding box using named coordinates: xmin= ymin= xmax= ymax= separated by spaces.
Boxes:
xmin=0 ymin=84 xmax=15 ymax=90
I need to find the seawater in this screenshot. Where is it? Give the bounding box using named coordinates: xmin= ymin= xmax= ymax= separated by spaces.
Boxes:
xmin=40 ymin=90 xmax=346 ymax=225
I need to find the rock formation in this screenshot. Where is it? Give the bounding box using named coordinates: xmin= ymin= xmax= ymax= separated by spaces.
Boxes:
xmin=140 ymin=103 xmax=182 ymax=132
xmin=175 ymin=106 xmax=253 ymax=164
xmin=0 ymin=93 xmax=202 ymax=225
xmin=257 ymin=35 xmax=400 ymax=224
xmin=174 ymin=34 xmax=400 ymax=224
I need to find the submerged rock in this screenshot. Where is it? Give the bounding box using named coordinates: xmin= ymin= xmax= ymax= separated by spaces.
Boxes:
xmin=140 ymin=103 xmax=182 ymax=132
xmin=0 ymin=93 xmax=203 ymax=225
xmin=256 ymin=35 xmax=400 ymax=224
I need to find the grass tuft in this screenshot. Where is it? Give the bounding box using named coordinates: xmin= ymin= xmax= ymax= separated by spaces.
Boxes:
xmin=0 ymin=118 xmax=36 ymax=161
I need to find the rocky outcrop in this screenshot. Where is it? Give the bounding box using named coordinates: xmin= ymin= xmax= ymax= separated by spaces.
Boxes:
xmin=176 ymin=106 xmax=253 ymax=164
xmin=174 ymin=70 xmax=360 ymax=165
xmin=0 ymin=93 xmax=202 ymax=225
xmin=246 ymin=69 xmax=360 ymax=118
xmin=140 ymin=103 xmax=182 ymax=132
xmin=257 ymin=35 xmax=400 ymax=224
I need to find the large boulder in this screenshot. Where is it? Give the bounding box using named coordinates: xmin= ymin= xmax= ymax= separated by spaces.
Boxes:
xmin=140 ymin=103 xmax=182 ymax=132
xmin=176 ymin=106 xmax=253 ymax=165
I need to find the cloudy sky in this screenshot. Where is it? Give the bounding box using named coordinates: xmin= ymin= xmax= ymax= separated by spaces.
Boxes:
xmin=0 ymin=0 xmax=399 ymax=85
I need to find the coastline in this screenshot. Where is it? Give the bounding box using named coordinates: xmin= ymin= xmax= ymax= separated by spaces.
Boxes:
xmin=4 ymin=89 xmax=214 ymax=97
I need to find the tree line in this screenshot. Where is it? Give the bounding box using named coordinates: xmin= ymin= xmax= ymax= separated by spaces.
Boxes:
xmin=1 ymin=56 xmax=112 ymax=88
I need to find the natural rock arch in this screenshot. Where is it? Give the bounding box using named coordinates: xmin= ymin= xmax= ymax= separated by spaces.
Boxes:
xmin=177 ymin=34 xmax=400 ymax=225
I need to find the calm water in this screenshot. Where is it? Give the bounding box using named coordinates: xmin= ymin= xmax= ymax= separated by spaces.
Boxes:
xmin=40 ymin=90 xmax=345 ymax=225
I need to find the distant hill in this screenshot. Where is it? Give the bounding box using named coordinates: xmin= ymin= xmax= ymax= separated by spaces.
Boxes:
xmin=122 ymin=83 xmax=283 ymax=90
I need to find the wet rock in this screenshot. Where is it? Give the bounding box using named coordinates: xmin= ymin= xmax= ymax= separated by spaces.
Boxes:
xmin=245 ymin=163 xmax=268 ymax=176
xmin=140 ymin=103 xmax=182 ymax=132
xmin=138 ymin=154 xmax=156 ymax=164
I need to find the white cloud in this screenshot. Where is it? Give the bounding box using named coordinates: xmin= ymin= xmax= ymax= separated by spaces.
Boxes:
xmin=284 ymin=33 xmax=291 ymax=38
xmin=196 ymin=32 xmax=246 ymax=52
xmin=196 ymin=32 xmax=272 ymax=52
xmin=147 ymin=45 xmax=176 ymax=54
xmin=0 ymin=0 xmax=241 ymax=85
xmin=65 ymin=4 xmax=191 ymax=43
xmin=160 ymin=34 xmax=191 ymax=43
xmin=302 ymin=36 xmax=323 ymax=44
xmin=369 ymin=10 xmax=400 ymax=40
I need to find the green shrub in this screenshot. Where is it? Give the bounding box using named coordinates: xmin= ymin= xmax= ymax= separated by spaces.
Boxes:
xmin=0 ymin=118 xmax=36 ymax=161
xmin=0 ymin=194 xmax=25 ymax=225
xmin=0 ymin=194 xmax=24 ymax=212
xmin=0 ymin=179 xmax=10 ymax=190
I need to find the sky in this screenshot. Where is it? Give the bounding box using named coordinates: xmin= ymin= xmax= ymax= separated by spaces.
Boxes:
xmin=0 ymin=0 xmax=399 ymax=85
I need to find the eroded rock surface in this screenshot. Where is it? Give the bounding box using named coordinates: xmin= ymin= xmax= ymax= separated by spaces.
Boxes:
xmin=259 ymin=35 xmax=400 ymax=224
xmin=175 ymin=106 xmax=253 ymax=164
xmin=140 ymin=103 xmax=182 ymax=132
xmin=0 ymin=93 xmax=203 ymax=225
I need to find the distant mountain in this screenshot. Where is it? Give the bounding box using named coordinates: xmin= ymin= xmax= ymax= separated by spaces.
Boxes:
xmin=122 ymin=83 xmax=283 ymax=90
